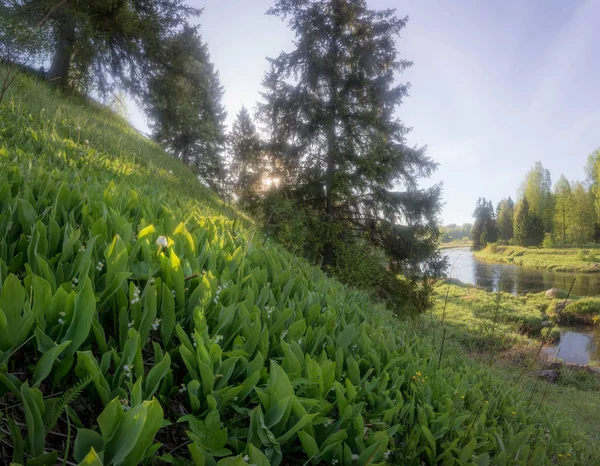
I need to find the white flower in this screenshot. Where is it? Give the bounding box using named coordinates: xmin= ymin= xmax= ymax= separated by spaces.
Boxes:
xmin=332 ymin=460 xmax=339 ymax=465
xmin=281 ymin=330 xmax=288 ymax=339
xmin=322 ymin=307 xmax=327 ymax=313
xmin=213 ymin=335 xmax=224 ymax=343
xmin=76 ymin=125 xmax=81 ymax=131
xmin=325 ymin=419 xmax=334 ymax=425
xmin=156 ymin=236 xmax=168 ymax=247
xmin=243 ymin=455 xmax=249 ymax=462
xmin=148 ymin=277 xmax=155 ymax=284
xmin=6 ymin=221 xmax=12 ymax=231
xmin=352 ymin=344 xmax=358 ymax=352
xmin=383 ymin=450 xmax=391 ymax=460
xmin=168 ymin=169 xmax=173 ymax=175
xmin=351 ymin=454 xmax=359 ymax=461
xmin=78 ymin=245 xmax=85 ymax=252
xmin=84 ymin=139 xmax=89 ymax=145
xmin=297 ymin=338 xmax=302 ymax=345
xmin=128 ymin=320 xmax=134 ymax=329
xmin=72 ymin=277 xmax=78 ymax=284
xmin=58 ymin=318 xmax=65 ymax=325
xmin=179 ymin=383 xmax=187 ymax=393
xmin=120 ymin=398 xmax=130 ymax=411
xmin=151 ymin=318 xmax=161 ymax=331
xmin=364 ymin=426 xmax=369 ymax=437
xmin=172 ymin=289 xmax=176 ymax=297
xmin=59 ymin=311 xmax=66 ymax=317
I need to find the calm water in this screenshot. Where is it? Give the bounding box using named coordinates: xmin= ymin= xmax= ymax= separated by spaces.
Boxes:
xmin=542 ymin=327 xmax=600 ymax=365
xmin=442 ymin=247 xmax=600 ymax=296
xmin=441 ymin=247 xmax=600 ymax=364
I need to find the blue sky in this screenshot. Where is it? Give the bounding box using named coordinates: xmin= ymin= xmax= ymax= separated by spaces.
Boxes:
xmin=129 ymin=0 xmax=600 ymax=225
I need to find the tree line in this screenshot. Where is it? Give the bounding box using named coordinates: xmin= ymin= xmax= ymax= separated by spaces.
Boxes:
xmin=471 ymin=156 xmax=600 ymax=250
xmin=1 ymin=0 xmax=445 ymax=310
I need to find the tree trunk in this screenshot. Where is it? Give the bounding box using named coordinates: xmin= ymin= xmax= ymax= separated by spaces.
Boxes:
xmin=47 ymin=15 xmax=75 ymax=90
xmin=322 ymin=0 xmax=341 ymax=270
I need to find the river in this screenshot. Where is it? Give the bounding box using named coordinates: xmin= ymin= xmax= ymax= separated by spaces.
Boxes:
xmin=441 ymin=247 xmax=600 ymax=365
xmin=442 ymin=247 xmax=600 ymax=296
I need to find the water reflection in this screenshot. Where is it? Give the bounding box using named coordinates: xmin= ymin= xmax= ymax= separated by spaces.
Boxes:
xmin=542 ymin=328 xmax=600 ymax=365
xmin=443 ymin=247 xmax=600 ymax=296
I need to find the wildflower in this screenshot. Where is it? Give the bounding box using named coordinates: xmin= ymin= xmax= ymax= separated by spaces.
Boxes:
xmin=233 ymin=397 xmax=239 ymax=401
xmin=243 ymin=455 xmax=250 ymax=462
xmin=216 ymin=373 xmax=223 ymax=379
xmin=298 ymin=338 xmax=302 ymax=345
xmin=58 ymin=318 xmax=65 ymax=325
xmin=123 ymin=364 xmax=133 ymax=378
xmin=148 ymin=277 xmax=155 ymax=284
xmin=330 ymin=386 xmax=335 ymax=393
xmin=416 ymin=371 xmax=421 ymax=376
xmin=95 ymin=261 xmax=104 ymax=271
xmin=156 ymin=236 xmax=168 ymax=247
xmin=76 ymin=125 xmax=81 ymax=131
xmin=352 ymin=344 xmax=357 ymax=351
xmin=179 ymin=383 xmax=187 ymax=393
xmin=363 ymin=426 xmax=369 ymax=437
xmin=325 ymin=419 xmax=334 ymax=426
xmin=351 ymin=454 xmax=359 ymax=461
xmin=461 ymin=396 xmax=465 ymax=399
xmin=191 ymin=334 xmax=198 ymax=348
xmin=511 ymin=411 xmax=516 ymax=416
xmin=120 ymin=399 xmax=130 ymax=411
xmin=281 ymin=329 xmax=288 ymax=339
xmin=84 ymin=139 xmax=89 ymax=145
xmin=59 ymin=311 xmax=66 ymax=317
xmin=172 ymin=289 xmax=176 ymax=297
xmin=383 ymin=450 xmax=391 ymax=460
xmin=321 ymin=306 xmax=327 ymax=313
xmin=128 ymin=320 xmax=134 ymax=329
xmin=332 ymin=460 xmax=339 ymax=465
xmin=6 ymin=221 xmax=12 ymax=231
xmin=78 ymin=245 xmax=85 ymax=252
xmin=168 ymin=169 xmax=173 ymax=175
xmin=151 ymin=318 xmax=161 ymax=331
xmin=213 ymin=334 xmax=224 ymax=343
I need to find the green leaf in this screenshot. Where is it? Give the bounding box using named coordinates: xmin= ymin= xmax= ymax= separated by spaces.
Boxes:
xmin=77 ymin=447 xmax=104 ymax=466
xmin=298 ymin=431 xmax=319 ymax=460
xmin=122 ymin=399 xmax=164 ymax=466
xmin=21 ymin=382 xmax=46 ymax=457
xmin=144 ymin=353 xmax=171 ymax=399
xmin=248 ymin=444 xmax=270 ymax=466
xmin=73 ymin=429 xmax=105 ymax=463
xmin=33 ymin=339 xmax=71 ymax=387
xmin=62 ymin=277 xmax=96 ymax=358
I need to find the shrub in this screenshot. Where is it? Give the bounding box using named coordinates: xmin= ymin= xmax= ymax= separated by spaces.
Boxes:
xmin=541 ymin=327 xmax=561 ymax=343
xmin=576 ymin=249 xmax=587 ymax=261
xmin=488 ymin=242 xmax=498 ymax=253
xmin=542 ymin=233 xmax=554 ymax=249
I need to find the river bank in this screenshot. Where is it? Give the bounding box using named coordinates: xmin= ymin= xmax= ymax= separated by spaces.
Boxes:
xmin=474 ymin=245 xmax=600 ymax=273
xmin=429 ymin=281 xmax=600 ymax=459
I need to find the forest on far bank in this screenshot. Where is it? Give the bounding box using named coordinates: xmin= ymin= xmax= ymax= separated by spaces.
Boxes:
xmin=459 ymin=157 xmax=600 ymax=251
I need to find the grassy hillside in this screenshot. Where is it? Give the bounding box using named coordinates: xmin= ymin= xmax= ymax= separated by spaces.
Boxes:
xmin=474 ymin=245 xmax=600 ymax=273
xmin=0 ymin=71 xmax=593 ymax=465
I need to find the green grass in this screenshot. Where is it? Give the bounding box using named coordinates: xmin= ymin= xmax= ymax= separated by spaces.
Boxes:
xmin=474 ymin=245 xmax=600 ymax=273
xmin=428 ymin=283 xmax=600 ymax=461
xmin=438 ymin=239 xmax=472 ymax=250
xmin=0 ymin=69 xmax=596 ymax=465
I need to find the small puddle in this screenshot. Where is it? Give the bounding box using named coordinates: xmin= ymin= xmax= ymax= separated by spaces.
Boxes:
xmin=542 ymin=327 xmax=600 ymax=365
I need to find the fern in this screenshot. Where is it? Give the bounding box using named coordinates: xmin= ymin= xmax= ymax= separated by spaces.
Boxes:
xmin=45 ymin=375 xmax=93 ymax=433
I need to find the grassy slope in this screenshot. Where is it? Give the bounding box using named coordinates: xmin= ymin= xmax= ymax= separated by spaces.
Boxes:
xmin=0 ymin=71 xmax=594 ymax=464
xmin=474 ymin=245 xmax=600 ymax=273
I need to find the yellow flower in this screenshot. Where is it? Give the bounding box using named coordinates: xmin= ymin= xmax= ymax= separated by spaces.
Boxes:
xmin=511 ymin=412 xmax=516 ymax=416
xmin=461 ymin=396 xmax=464 ymax=399
xmin=416 ymin=371 xmax=421 ymax=376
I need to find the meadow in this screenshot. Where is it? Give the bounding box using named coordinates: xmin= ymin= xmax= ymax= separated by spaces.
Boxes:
xmin=0 ymin=70 xmax=595 ymax=465
xmin=474 ymin=245 xmax=600 ymax=273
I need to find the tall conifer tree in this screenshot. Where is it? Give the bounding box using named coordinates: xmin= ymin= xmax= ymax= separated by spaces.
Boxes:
xmin=259 ymin=0 xmax=442 ymax=274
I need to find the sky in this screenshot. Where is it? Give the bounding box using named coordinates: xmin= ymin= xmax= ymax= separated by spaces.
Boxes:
xmin=129 ymin=0 xmax=600 ymax=225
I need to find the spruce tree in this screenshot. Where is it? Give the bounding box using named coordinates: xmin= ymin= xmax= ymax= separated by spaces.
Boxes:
xmin=471 ymin=198 xmax=497 ymax=250
xmin=496 ymin=197 xmax=514 ymax=242
xmin=259 ymin=0 xmax=441 ymax=274
xmin=147 ymin=25 xmax=226 ymax=189
xmin=229 ymin=106 xmax=263 ymax=209
xmin=6 ymin=0 xmax=199 ymax=93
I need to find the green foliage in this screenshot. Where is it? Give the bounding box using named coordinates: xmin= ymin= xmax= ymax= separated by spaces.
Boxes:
xmin=258 ymin=0 xmax=442 ymax=276
xmin=147 ymin=25 xmax=226 ymax=189
xmin=471 ymin=197 xmax=497 ymax=250
xmin=0 ymin=69 xmax=589 ymax=465
xmin=542 ymin=233 xmax=554 ymax=249
xmin=440 ymin=223 xmax=472 ymax=243
xmin=521 ymin=161 xmax=554 ymax=233
xmin=496 ymin=197 xmax=514 ymax=242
